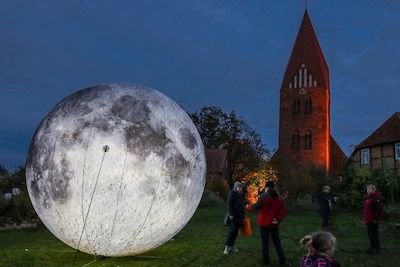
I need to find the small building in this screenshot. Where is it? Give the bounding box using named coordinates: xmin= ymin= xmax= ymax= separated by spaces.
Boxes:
xmin=205 ymin=148 xmax=229 ymax=178
xmin=349 ymin=112 xmax=400 ymax=173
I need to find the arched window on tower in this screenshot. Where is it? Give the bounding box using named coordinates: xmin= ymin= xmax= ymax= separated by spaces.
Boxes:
xmin=291 ymin=131 xmax=300 ymax=150
xmin=304 ymin=97 xmax=313 ymax=114
xmin=304 ymin=130 xmax=312 ymax=150
xmin=292 ymin=99 xmax=301 ymax=115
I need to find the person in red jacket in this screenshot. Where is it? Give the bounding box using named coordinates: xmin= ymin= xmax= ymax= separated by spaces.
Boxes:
xmin=363 ymin=184 xmax=382 ymax=254
xmin=246 ymin=181 xmax=286 ymax=265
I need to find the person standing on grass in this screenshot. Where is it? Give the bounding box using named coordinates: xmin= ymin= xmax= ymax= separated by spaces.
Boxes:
xmin=246 ymin=181 xmax=286 ymax=266
xmin=224 ymin=181 xmax=245 ymax=255
xmin=363 ymin=184 xmax=383 ymax=255
xmin=316 ymin=185 xmax=336 ymax=229
xmin=299 ymin=231 xmax=341 ymax=267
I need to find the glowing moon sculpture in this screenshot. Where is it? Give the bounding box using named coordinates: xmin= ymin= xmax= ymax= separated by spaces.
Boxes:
xmin=26 ymin=83 xmax=206 ymax=256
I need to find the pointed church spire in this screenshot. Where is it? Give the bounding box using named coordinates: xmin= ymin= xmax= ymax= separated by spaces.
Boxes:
xmin=281 ymin=10 xmax=329 ymax=90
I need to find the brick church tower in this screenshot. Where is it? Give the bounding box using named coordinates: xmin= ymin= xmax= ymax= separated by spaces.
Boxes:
xmin=276 ymin=10 xmax=345 ymax=174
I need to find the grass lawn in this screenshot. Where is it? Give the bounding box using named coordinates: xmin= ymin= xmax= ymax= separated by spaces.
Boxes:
xmin=0 ymin=205 xmax=399 ymax=267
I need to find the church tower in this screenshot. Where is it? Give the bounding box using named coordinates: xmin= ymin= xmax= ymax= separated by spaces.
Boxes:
xmin=277 ymin=10 xmax=332 ymax=172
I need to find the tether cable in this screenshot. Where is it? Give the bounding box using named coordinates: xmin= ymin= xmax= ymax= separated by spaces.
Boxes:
xmin=105 ymin=147 xmax=128 ymax=255
xmin=73 ymin=144 xmax=109 ymax=263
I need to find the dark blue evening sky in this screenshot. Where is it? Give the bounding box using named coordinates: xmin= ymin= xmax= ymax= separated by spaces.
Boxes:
xmin=1 ymin=0 xmax=399 ymax=168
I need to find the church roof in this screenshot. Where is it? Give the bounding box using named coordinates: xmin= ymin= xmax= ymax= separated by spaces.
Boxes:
xmin=356 ymin=112 xmax=400 ymax=149
xmin=281 ymin=11 xmax=329 ymax=90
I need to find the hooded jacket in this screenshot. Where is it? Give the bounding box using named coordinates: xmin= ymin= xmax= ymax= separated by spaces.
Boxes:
xmin=363 ymin=191 xmax=382 ymax=224
xmin=248 ymin=188 xmax=286 ymax=227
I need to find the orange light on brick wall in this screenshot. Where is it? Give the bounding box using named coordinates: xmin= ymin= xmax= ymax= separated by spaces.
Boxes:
xmin=326 ymin=90 xmax=330 ymax=173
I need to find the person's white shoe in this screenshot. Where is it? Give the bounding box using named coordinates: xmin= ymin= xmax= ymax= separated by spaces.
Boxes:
xmin=231 ymin=247 xmax=239 ymax=253
xmin=223 ymin=246 xmax=230 ymax=254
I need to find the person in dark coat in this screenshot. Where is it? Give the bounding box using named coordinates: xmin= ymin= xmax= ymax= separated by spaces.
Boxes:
xmin=316 ymin=185 xmax=336 ymax=229
xmin=363 ymin=184 xmax=382 ymax=254
xmin=246 ymin=181 xmax=286 ymax=265
xmin=224 ymin=181 xmax=245 ymax=254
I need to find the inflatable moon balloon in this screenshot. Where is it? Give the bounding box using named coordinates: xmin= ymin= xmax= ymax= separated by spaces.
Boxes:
xmin=26 ymin=83 xmax=206 ymax=256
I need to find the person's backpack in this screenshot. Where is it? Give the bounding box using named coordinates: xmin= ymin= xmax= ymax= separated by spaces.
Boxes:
xmin=301 ymin=255 xmax=336 ymax=267
xmin=372 ymin=197 xmax=383 ymax=222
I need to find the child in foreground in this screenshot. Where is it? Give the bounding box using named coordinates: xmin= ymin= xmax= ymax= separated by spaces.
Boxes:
xmin=299 ymin=231 xmax=341 ymax=267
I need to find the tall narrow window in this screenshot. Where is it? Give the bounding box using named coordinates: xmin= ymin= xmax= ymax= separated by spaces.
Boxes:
xmin=361 ymin=148 xmax=370 ymax=165
xmin=304 ymin=97 xmax=313 ymax=114
xmin=304 ymin=131 xmax=312 ymax=150
xmin=395 ymin=143 xmax=400 ymax=160
xmin=291 ymin=131 xmax=300 ymax=150
xmin=292 ymin=99 xmax=301 ymax=115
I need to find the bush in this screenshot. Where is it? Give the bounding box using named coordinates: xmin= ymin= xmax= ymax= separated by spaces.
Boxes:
xmin=240 ymin=165 xmax=279 ymax=204
xmin=205 ymin=173 xmax=229 ymax=199
xmin=338 ymin=167 xmax=400 ymax=211
xmin=0 ymin=166 xmax=38 ymax=225
xmin=12 ymin=192 xmax=37 ymax=221
xmin=277 ymin=165 xmax=339 ymax=200
xmin=383 ymin=203 xmax=400 ymax=221
xmin=286 ymin=194 xmax=316 ymax=211
xmin=199 ymin=190 xmax=224 ymax=208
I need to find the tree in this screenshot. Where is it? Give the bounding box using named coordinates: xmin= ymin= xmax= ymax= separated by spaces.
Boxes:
xmin=242 ymin=164 xmax=279 ymax=204
xmin=0 ymin=164 xmax=8 ymax=178
xmin=190 ymin=106 xmax=268 ymax=184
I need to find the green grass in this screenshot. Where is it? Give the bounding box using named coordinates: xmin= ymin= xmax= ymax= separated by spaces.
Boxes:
xmin=0 ymin=206 xmax=399 ymax=267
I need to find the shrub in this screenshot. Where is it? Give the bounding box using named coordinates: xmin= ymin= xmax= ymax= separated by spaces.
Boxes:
xmin=383 ymin=203 xmax=400 ymax=221
xmin=338 ymin=167 xmax=400 ymax=211
xmin=205 ymin=173 xmax=229 ymax=199
xmin=0 ymin=166 xmax=38 ymax=225
xmin=241 ymin=165 xmax=279 ymax=204
xmin=199 ymin=190 xmax=224 ymax=208
xmin=278 ymin=165 xmax=338 ymax=200
xmin=286 ymin=194 xmax=317 ymax=211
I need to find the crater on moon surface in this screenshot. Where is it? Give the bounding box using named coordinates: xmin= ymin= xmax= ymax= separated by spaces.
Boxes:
xmin=179 ymin=127 xmax=197 ymax=150
xmin=25 ymin=83 xmax=206 ymax=256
